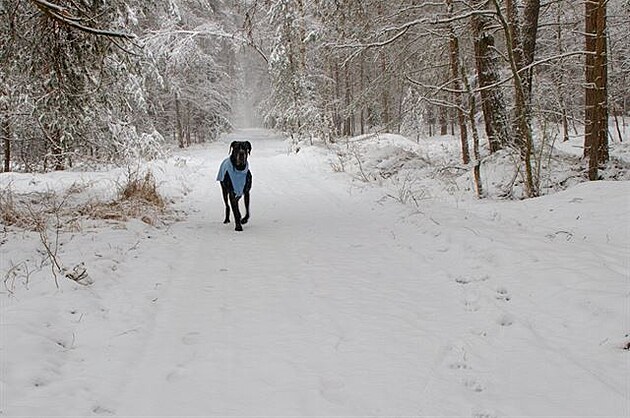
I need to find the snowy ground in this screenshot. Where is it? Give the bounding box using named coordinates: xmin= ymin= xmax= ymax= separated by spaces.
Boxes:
xmin=1 ymin=129 xmax=629 ymax=417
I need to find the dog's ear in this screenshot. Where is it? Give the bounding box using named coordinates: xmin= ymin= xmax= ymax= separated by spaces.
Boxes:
xmin=244 ymin=141 xmax=252 ymax=154
xmin=229 ymin=141 xmax=237 ymax=154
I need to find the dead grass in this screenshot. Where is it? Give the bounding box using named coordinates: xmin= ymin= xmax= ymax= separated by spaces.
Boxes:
xmin=119 ymin=170 xmax=165 ymax=209
xmin=78 ymin=169 xmax=167 ymax=226
xmin=0 ymin=169 xmax=169 ymax=231
xmin=0 ymin=189 xmax=51 ymax=231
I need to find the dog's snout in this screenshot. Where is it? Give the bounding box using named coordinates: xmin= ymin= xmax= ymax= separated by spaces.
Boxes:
xmin=234 ymin=149 xmax=247 ymax=168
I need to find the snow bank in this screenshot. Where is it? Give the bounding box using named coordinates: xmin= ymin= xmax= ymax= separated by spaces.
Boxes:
xmin=330 ymin=131 xmax=630 ymax=201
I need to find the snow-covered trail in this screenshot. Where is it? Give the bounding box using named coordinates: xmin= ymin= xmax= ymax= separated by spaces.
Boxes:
xmin=5 ymin=129 xmax=625 ymax=417
xmin=115 ymin=131 xmax=469 ymax=415
xmin=98 ymin=129 xmax=625 ymax=416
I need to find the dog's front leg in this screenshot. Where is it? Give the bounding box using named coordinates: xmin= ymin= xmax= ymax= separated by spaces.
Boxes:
xmin=221 ymin=183 xmax=231 ymax=223
xmin=241 ymin=191 xmax=250 ymax=224
xmin=228 ymin=193 xmax=243 ymax=231
xmin=241 ymin=171 xmax=252 ymax=225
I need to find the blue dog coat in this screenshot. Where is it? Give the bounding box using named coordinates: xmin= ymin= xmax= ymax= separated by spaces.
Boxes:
xmin=217 ymin=158 xmax=249 ymax=197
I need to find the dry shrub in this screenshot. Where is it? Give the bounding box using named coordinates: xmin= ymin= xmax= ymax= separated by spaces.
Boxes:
xmin=0 ymin=191 xmax=21 ymax=226
xmin=78 ymin=169 xmax=167 ymax=226
xmin=114 ymin=169 xmax=165 ymax=225
xmin=1 ymin=170 xmax=168 ymax=231
xmin=0 ymin=189 xmax=51 ymax=231
xmin=119 ymin=170 xmax=165 ymax=208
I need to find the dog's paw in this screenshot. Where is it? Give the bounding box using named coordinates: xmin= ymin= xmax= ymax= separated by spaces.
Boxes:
xmin=241 ymin=216 xmax=249 ymax=224
xmin=235 ymin=225 xmax=243 ymax=232
xmin=223 ymin=219 xmax=230 ymax=224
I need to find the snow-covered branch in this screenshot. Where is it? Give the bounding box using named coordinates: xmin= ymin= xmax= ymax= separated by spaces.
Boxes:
xmin=407 ymin=50 xmax=594 ymax=95
xmin=30 ymin=0 xmax=136 ymax=39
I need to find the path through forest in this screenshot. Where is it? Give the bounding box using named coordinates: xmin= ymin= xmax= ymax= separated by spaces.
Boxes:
xmin=109 ymin=129 xmax=626 ymax=416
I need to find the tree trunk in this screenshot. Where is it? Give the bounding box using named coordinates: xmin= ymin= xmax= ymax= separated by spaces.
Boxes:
xmin=185 ymin=101 xmax=191 ymax=147
xmin=561 ymin=104 xmax=570 ymax=142
xmin=506 ymin=0 xmax=540 ymax=111
xmin=439 ymin=105 xmax=448 ymax=136
xmin=471 ymin=4 xmax=509 ymax=153
xmin=521 ymin=0 xmax=541 ymax=99
xmin=381 ymin=55 xmax=390 ymax=129
xmin=51 ymin=128 xmax=65 ymax=171
xmin=505 ymin=0 xmax=540 ymax=133
xmin=397 ymin=78 xmax=404 ymax=134
xmin=377 ymin=1 xmax=390 ymax=130
xmin=462 ymin=63 xmax=483 ymax=198
xmin=554 ymin=3 xmax=570 ymax=143
xmin=359 ymin=52 xmax=366 ymax=135
xmin=333 ymin=60 xmax=342 ymax=136
xmin=343 ymin=63 xmax=352 ymax=136
xmin=492 ymin=0 xmax=538 ymax=197
xmin=446 ymin=0 xmax=470 ymax=165
xmin=175 ymin=93 xmax=184 ymax=148
xmin=2 ymin=115 xmax=10 ymax=173
xmin=584 ymin=0 xmax=609 ymax=180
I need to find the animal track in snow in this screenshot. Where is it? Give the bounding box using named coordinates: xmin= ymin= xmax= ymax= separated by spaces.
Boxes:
xmin=472 ymin=410 xmax=497 ymax=418
xmin=497 ymin=314 xmax=514 ymax=327
xmin=495 ymin=287 xmax=511 ymax=302
xmin=448 ymin=361 xmax=471 ymax=370
xmin=454 ymin=274 xmax=490 ymax=285
xmin=166 ymin=364 xmax=188 ymax=382
xmin=92 ymin=405 xmax=115 ymax=416
xmin=319 ymin=377 xmax=347 ymax=405
xmin=464 ymin=298 xmax=481 ymax=312
xmin=182 ymin=331 xmax=201 ymax=345
xmin=33 ymin=378 xmax=47 ymax=388
xmin=463 ymin=378 xmax=485 ymax=393
xmin=461 ymin=287 xmax=481 ymax=312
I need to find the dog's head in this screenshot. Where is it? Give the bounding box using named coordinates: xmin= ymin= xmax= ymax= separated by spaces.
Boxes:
xmin=229 ymin=141 xmax=251 ymax=170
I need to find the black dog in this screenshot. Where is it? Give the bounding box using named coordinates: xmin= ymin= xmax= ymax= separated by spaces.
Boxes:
xmin=216 ymin=141 xmax=252 ymax=231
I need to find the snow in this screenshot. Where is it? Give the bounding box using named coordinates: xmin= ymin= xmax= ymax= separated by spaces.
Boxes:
xmin=1 ymin=129 xmax=629 ymax=416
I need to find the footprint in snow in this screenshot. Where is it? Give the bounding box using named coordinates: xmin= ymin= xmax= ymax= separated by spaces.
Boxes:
xmin=444 ymin=346 xmax=472 ymax=371
xmin=472 ymin=410 xmax=498 ymax=418
xmin=463 ymin=378 xmax=485 ymax=393
xmin=92 ymin=405 xmax=115 ymax=416
xmin=166 ymin=364 xmax=188 ymax=382
xmin=182 ymin=331 xmax=201 ymax=345
xmin=33 ymin=378 xmax=47 ymax=388
xmin=455 ymin=276 xmax=473 ymax=285
xmin=455 ymin=274 xmax=490 ymax=285
xmin=319 ymin=377 xmax=347 ymax=405
xmin=495 ymin=287 xmax=511 ymax=302
xmin=464 ymin=298 xmax=481 ymax=312
xmin=497 ymin=314 xmax=515 ymax=327
xmin=448 ymin=361 xmax=471 ymax=370
xmin=461 ymin=289 xmax=481 ymax=312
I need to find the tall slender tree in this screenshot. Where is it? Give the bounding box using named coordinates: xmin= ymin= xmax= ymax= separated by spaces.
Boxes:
xmin=445 ymin=0 xmax=469 ymax=165
xmin=584 ymin=0 xmax=609 ymax=180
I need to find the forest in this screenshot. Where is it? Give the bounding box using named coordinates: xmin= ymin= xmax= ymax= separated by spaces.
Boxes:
xmin=1 ymin=0 xmax=628 ymax=198
xmin=2 ymin=2 xmax=630 ymax=416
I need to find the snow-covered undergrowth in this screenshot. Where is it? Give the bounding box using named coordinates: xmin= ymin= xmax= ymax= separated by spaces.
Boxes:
xmin=1 ymin=129 xmax=628 ymax=416
xmin=329 ymin=131 xmax=630 ymax=202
